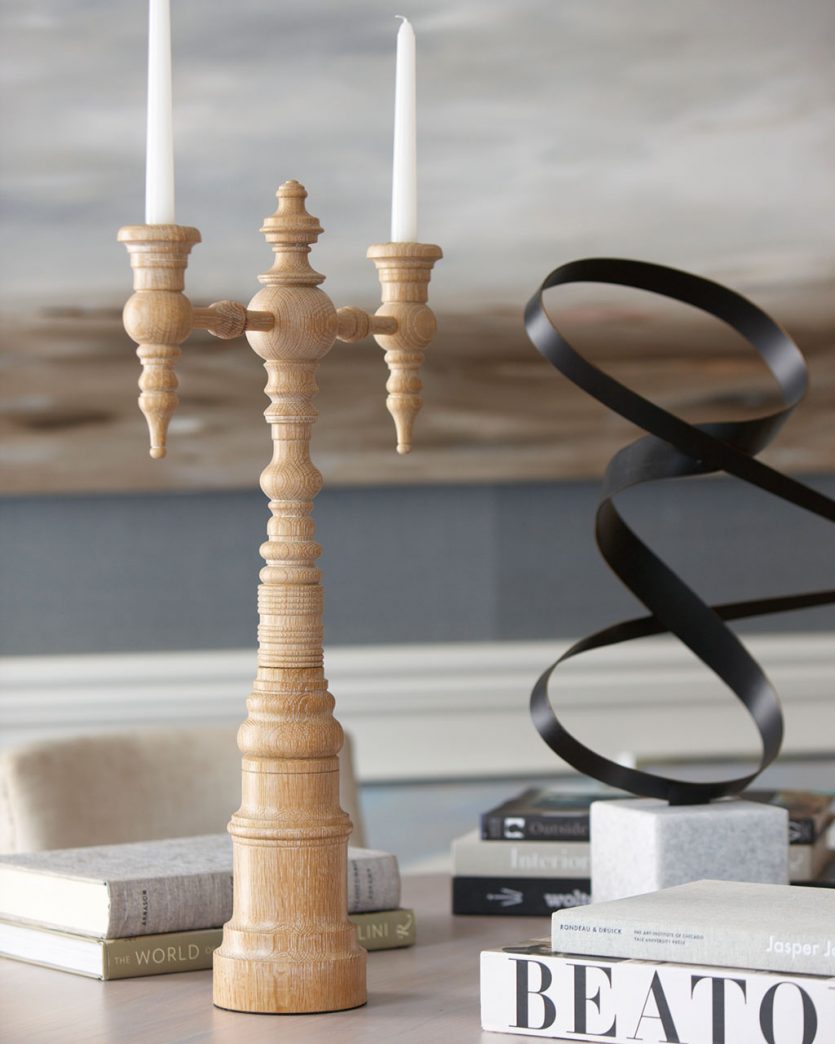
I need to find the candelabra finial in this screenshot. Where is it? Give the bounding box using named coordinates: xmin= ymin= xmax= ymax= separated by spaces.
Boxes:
xmin=258 ymin=180 xmax=326 ymax=287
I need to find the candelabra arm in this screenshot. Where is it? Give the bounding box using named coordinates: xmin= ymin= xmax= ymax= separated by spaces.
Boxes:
xmin=118 ymin=225 xmax=277 ymax=456
xmin=117 ymin=224 xmax=201 ymax=458
xmin=336 ymin=306 xmax=398 ymax=341
xmin=192 ymin=301 xmax=275 ymax=339
xmin=367 ymin=242 xmax=443 ymax=454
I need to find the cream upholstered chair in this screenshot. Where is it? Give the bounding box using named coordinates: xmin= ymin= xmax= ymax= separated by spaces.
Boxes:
xmin=0 ymin=725 xmax=365 ymax=853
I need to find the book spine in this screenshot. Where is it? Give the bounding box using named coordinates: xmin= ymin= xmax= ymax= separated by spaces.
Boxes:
xmin=786 ymin=809 xmax=833 ymax=845
xmin=349 ymin=908 xmax=416 ymax=951
xmin=769 ymin=809 xmax=825 ymax=847
xmin=103 ymin=929 xmax=222 ymax=980
xmin=480 ymin=813 xmax=591 ymax=842
xmin=552 ymin=910 xmax=835 ymax=977
xmin=453 ymin=838 xmax=590 ymax=878
xmin=103 ymin=911 xmax=415 ymax=975
xmin=453 ymin=877 xmax=590 ymax=916
xmin=481 ymin=808 xmax=824 ymax=844
xmin=107 ymin=872 xmax=233 ymax=938
xmin=105 ymin=851 xmax=399 ymax=937
xmin=347 ymin=852 xmax=401 ymax=913
xmin=788 ymin=841 xmax=831 ymax=882
xmin=480 ymin=948 xmax=835 ymax=1041
xmin=797 ymin=855 xmax=835 ymax=888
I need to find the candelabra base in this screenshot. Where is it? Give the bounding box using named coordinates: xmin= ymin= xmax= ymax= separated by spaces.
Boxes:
xmin=213 ymin=943 xmax=367 ymax=1015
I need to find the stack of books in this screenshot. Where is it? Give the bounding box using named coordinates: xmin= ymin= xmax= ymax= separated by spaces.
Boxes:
xmin=0 ymin=833 xmax=415 ymax=980
xmin=452 ymin=789 xmax=605 ymax=915
xmin=452 ymin=787 xmax=834 ymax=915
xmin=481 ymin=878 xmax=835 ymax=1040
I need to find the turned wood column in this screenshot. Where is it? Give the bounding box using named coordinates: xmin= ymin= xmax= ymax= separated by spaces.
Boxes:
xmin=212 ymin=181 xmax=366 ymax=1014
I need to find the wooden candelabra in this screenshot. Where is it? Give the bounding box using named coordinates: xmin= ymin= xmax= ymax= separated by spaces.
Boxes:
xmin=118 ymin=180 xmax=441 ymax=1014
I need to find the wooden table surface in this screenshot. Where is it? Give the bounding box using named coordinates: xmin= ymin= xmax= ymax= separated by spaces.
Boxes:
xmin=0 ymin=874 xmax=560 ymax=1044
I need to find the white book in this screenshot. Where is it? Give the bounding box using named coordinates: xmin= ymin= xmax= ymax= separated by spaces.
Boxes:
xmin=481 ymin=940 xmax=834 ymax=1042
xmin=0 ymin=834 xmax=400 ymax=939
xmin=552 ymin=879 xmax=835 ymax=977
xmin=789 ymin=833 xmax=832 ymax=881
xmin=452 ymin=829 xmax=590 ymax=878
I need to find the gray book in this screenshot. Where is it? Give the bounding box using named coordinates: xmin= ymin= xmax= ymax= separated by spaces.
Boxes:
xmin=552 ymin=879 xmax=835 ymax=977
xmin=0 ymin=834 xmax=400 ymax=939
xmin=452 ymin=829 xmax=590 ymax=878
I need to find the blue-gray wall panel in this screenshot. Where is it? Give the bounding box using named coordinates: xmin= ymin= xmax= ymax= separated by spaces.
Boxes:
xmin=1 ymin=475 xmax=832 ymax=656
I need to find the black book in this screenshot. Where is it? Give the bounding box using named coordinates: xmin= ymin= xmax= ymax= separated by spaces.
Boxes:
xmin=480 ymin=786 xmax=834 ymax=843
xmin=452 ymin=875 xmax=590 ymax=916
xmin=479 ymin=788 xmax=623 ymax=841
xmin=747 ymin=789 xmax=835 ymax=844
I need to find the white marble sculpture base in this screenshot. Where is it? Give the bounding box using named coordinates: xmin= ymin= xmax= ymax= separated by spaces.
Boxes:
xmin=590 ymin=797 xmax=789 ymax=903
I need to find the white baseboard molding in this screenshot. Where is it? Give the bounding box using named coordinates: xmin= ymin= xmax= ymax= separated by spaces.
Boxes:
xmin=2 ymin=634 xmax=833 ymax=782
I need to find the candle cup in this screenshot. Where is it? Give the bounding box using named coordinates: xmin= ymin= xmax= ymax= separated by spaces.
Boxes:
xmin=367 ymin=242 xmax=443 ymax=454
xmin=117 ymin=224 xmax=201 ymax=458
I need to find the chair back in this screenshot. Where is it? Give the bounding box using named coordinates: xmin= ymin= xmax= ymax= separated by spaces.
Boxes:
xmin=0 ymin=725 xmax=365 ymax=852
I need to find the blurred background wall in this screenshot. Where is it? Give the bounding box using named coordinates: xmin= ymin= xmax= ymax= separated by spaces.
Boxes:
xmin=2 ymin=0 xmax=833 ymax=503
xmin=2 ymin=477 xmax=834 ymax=655
xmin=2 ymin=0 xmax=833 ymax=649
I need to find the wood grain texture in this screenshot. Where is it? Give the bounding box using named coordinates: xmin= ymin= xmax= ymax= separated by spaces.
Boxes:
xmin=0 ymin=875 xmax=554 ymax=1042
xmin=211 ymin=181 xmax=366 ymax=1014
xmin=192 ymin=301 xmax=274 ymax=340
xmin=116 ymin=225 xmax=202 ymax=459
xmin=335 ymin=306 xmax=398 ymax=342
xmin=367 ymin=242 xmax=443 ymax=455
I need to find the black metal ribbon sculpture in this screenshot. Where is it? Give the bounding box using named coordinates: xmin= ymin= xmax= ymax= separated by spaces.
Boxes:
xmin=525 ymin=259 xmax=835 ymax=805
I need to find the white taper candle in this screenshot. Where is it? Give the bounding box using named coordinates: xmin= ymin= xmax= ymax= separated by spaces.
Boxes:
xmin=391 ymin=16 xmax=417 ymax=242
xmin=145 ymin=0 xmax=175 ymax=224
